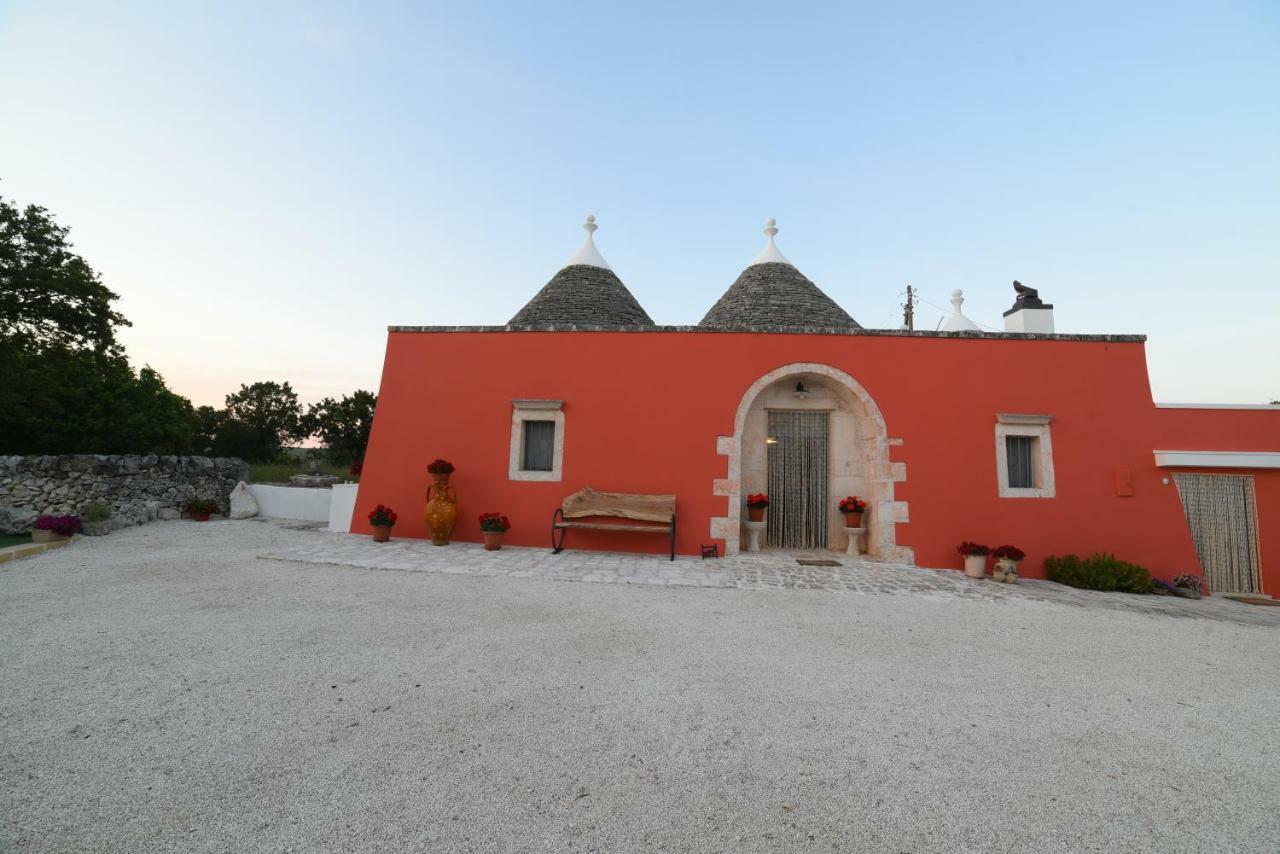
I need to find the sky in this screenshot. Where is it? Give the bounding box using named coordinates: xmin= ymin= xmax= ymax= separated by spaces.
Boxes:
xmin=1 ymin=1 xmax=1277 ymax=407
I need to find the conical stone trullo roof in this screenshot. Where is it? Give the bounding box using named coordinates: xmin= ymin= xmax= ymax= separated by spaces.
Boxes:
xmin=509 ymin=216 xmax=654 ymax=327
xmin=698 ymin=219 xmax=860 ymax=330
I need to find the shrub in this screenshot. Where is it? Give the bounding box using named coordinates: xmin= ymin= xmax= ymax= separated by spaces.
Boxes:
xmin=838 ymin=496 xmax=867 ymax=514
xmin=956 ymin=541 xmax=989 ymax=557
xmin=34 ymin=514 xmax=82 ymax=537
xmin=1173 ymin=574 xmax=1202 ymax=592
xmin=992 ymin=545 xmax=1026 ymax=562
xmin=82 ymin=501 xmax=112 ymax=522
xmin=1045 ymin=552 xmax=1152 ymax=594
xmin=367 ymin=505 xmax=398 ymax=527
xmin=478 ymin=512 xmax=511 ymax=533
xmin=184 ymin=498 xmax=219 ymax=515
xmin=427 ymin=458 xmax=455 ymax=474
xmin=746 ymin=493 xmax=769 ymax=509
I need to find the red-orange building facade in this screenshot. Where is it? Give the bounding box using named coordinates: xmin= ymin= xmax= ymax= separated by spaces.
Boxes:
xmin=354 ymin=220 xmax=1280 ymax=594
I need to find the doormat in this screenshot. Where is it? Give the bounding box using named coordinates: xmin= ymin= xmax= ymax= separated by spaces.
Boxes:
xmin=796 ymin=559 xmax=842 ymax=567
xmin=1230 ymin=596 xmax=1280 ymax=607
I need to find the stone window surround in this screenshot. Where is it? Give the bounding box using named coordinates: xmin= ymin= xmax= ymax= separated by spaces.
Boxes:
xmin=509 ymin=400 xmax=565 ymax=482
xmin=995 ymin=413 xmax=1055 ymax=498
xmin=710 ymin=362 xmax=912 ymax=563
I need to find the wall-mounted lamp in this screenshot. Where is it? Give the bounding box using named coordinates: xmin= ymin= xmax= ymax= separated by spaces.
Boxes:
xmin=765 ymin=436 xmax=779 ymax=445
xmin=794 ymin=381 xmax=810 ymax=399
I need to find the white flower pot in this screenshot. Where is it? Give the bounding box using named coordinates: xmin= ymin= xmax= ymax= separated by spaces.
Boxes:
xmin=994 ymin=558 xmax=1018 ymax=583
xmin=963 ymin=554 xmax=987 ymax=578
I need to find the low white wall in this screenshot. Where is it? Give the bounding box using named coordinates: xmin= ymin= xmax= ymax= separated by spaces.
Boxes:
xmin=328 ymin=483 xmax=358 ymax=533
xmin=248 ymin=484 xmax=332 ymax=522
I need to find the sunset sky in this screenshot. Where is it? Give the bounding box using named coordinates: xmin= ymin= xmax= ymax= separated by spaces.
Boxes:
xmin=1 ymin=1 xmax=1276 ymax=406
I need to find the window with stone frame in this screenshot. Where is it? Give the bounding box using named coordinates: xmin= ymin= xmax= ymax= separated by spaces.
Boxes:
xmin=509 ymin=400 xmax=564 ymax=482
xmin=994 ymin=414 xmax=1055 ymax=498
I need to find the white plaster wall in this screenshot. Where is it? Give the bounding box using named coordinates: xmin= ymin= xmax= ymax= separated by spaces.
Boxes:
xmin=328 ymin=483 xmax=359 ymax=532
xmin=248 ymin=484 xmax=333 ymax=522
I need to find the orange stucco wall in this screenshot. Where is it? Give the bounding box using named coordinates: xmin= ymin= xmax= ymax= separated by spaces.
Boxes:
xmin=354 ymin=330 xmax=1280 ymax=591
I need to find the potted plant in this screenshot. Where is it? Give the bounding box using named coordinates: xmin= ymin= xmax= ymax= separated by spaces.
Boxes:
xmin=746 ymin=493 xmax=769 ymax=523
xmin=991 ymin=545 xmax=1026 ymax=583
xmin=957 ymin=541 xmax=990 ymax=578
xmin=1171 ymin=574 xmax=1203 ymax=600
xmin=479 ymin=512 xmax=511 ymax=550
xmin=367 ymin=504 xmax=398 ymax=542
xmin=81 ymin=501 xmax=113 ymax=537
xmin=32 ymin=514 xmax=82 ymax=543
xmin=839 ymin=496 xmax=868 ymax=527
xmin=427 ymin=458 xmax=455 ymax=487
xmin=185 ymin=498 xmax=219 ymax=522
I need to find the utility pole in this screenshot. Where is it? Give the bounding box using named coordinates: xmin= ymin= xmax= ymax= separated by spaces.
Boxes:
xmin=902 ymin=285 xmax=915 ymax=331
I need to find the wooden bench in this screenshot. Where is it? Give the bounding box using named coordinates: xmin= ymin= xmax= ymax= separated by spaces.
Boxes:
xmin=551 ymin=486 xmax=676 ymax=561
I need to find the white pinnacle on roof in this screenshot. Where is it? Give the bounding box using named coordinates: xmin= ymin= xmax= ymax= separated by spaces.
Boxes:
xmin=748 ymin=218 xmax=794 ymax=267
xmin=563 ymin=214 xmax=612 ymax=270
xmin=940 ymin=289 xmax=982 ymax=331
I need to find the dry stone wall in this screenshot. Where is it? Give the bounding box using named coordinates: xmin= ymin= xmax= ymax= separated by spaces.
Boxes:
xmin=0 ymin=455 xmax=248 ymax=534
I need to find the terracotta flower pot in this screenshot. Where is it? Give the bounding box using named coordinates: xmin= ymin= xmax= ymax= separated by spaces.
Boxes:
xmin=747 ymin=506 xmax=765 ymax=522
xmin=963 ymin=554 xmax=987 ymax=579
xmin=371 ymin=524 xmax=392 ymax=543
xmin=190 ymin=512 xmax=211 ymax=523
xmin=425 ymin=481 xmax=458 ymax=546
xmin=843 ymin=511 xmax=864 ymax=528
xmin=483 ymin=531 xmax=504 ymax=551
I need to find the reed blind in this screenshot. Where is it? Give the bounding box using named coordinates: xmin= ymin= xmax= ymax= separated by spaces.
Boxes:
xmin=1172 ymin=473 xmax=1260 ymax=594
xmin=1005 ymin=436 xmax=1036 ymax=488
xmin=521 ymin=420 xmax=555 ymax=471
xmin=766 ymin=410 xmax=830 ymax=549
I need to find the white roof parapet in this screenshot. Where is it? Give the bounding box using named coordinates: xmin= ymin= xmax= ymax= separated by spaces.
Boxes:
xmin=564 ymin=214 xmax=612 ymax=270
xmin=1155 ymin=403 xmax=1280 ymax=410
xmin=939 ymin=289 xmax=981 ymax=332
xmin=748 ymin=218 xmax=794 ymax=267
xmin=1153 ymin=450 xmax=1280 ymax=469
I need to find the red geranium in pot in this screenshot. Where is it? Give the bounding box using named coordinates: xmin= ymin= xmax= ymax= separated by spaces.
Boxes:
xmin=746 ymin=493 xmax=769 ymax=522
xmin=991 ymin=545 xmax=1026 ymax=583
xmin=426 ymin=458 xmax=455 ymax=486
xmin=479 ymin=512 xmax=511 ymax=550
xmin=957 ymin=541 xmax=991 ymax=579
xmin=368 ymin=504 xmax=398 ymax=542
xmin=838 ymin=496 xmax=868 ymax=528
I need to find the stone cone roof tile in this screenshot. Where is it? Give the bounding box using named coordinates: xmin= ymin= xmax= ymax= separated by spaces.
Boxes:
xmin=509 ymin=265 xmax=655 ymax=327
xmin=699 ymin=262 xmax=860 ymax=329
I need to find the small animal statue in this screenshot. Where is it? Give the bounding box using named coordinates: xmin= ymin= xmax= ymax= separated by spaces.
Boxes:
xmin=1011 ymin=280 xmax=1047 ymax=309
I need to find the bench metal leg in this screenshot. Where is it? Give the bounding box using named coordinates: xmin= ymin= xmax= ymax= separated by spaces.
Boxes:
xmin=670 ymin=515 xmax=676 ymax=561
xmin=551 ymin=508 xmax=566 ymax=554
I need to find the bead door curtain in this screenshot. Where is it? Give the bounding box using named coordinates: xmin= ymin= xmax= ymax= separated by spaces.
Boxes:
xmin=1173 ymin=473 xmax=1261 ymax=594
xmin=766 ymin=410 xmax=830 ymax=549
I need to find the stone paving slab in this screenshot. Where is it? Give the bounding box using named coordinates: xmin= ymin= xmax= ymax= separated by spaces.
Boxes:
xmin=260 ymin=532 xmax=1280 ymax=627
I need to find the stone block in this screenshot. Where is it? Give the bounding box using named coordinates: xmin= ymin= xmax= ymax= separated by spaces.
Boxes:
xmin=229 ymin=481 xmax=258 ymax=519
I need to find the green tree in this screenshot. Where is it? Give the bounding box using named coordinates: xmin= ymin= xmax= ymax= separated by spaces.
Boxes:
xmin=0 ymin=194 xmax=130 ymax=354
xmin=303 ymin=390 xmax=377 ymax=464
xmin=0 ymin=342 xmax=200 ymax=454
xmin=222 ymin=381 xmax=306 ymax=462
xmin=0 ymin=192 xmax=206 ymax=455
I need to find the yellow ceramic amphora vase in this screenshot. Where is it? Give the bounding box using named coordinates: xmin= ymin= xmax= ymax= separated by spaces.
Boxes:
xmin=424 ymin=473 xmax=458 ymax=546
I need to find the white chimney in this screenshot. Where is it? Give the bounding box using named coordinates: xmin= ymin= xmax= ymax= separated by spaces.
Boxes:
xmin=1003 ymin=280 xmax=1054 ymax=333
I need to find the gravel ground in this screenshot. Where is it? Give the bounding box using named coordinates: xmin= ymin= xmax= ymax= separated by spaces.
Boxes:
xmin=1 ymin=520 xmax=1277 ymax=853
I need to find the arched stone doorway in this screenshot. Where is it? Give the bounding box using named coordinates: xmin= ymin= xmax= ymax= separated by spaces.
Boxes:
xmin=710 ymin=363 xmax=912 ymax=561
